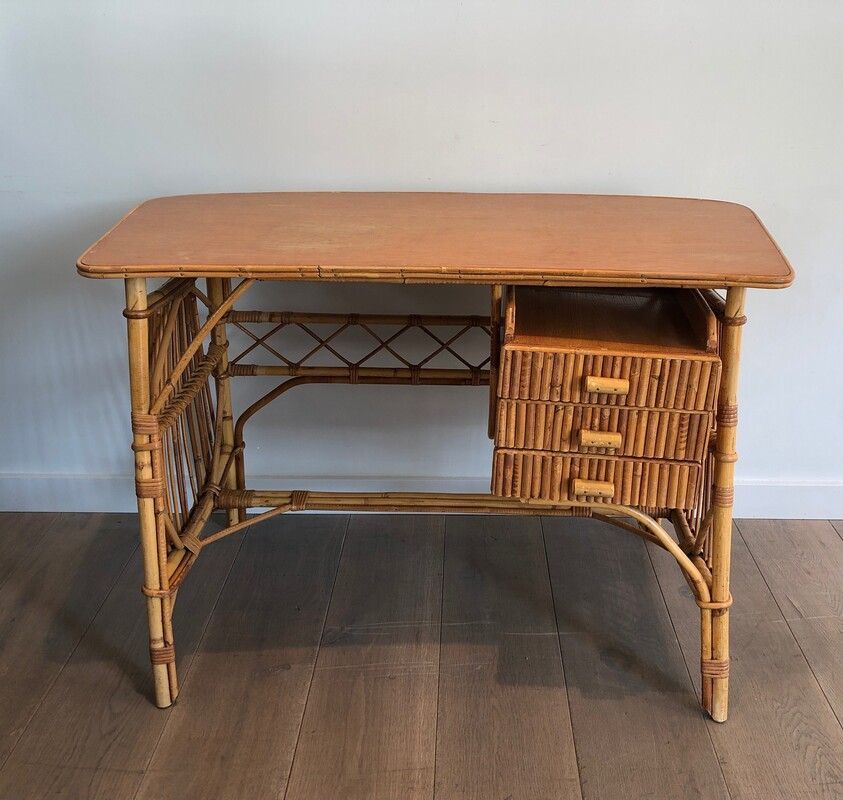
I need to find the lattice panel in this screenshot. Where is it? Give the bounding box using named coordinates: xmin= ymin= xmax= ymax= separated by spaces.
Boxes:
xmin=226 ymin=311 xmax=492 ymax=376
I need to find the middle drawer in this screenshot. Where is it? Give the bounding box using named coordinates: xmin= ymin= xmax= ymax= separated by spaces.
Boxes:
xmin=496 ymin=399 xmax=712 ymax=462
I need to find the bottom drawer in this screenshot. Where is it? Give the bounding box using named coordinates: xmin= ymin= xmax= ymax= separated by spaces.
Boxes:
xmin=492 ymin=449 xmax=701 ymax=509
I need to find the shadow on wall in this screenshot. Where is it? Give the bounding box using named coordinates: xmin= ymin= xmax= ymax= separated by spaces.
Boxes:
xmin=0 ymin=199 xmax=132 ymax=504
xmin=0 ymin=196 xmax=493 ymax=510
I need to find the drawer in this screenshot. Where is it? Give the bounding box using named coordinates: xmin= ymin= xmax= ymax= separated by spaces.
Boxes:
xmin=491 ymin=449 xmax=701 ymax=510
xmin=498 ymin=350 xmax=721 ymax=410
xmin=495 ymin=400 xmax=712 ymax=461
xmin=498 ymin=287 xmax=721 ymax=411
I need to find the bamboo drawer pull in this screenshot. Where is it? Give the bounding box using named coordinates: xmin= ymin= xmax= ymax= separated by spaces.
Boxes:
xmin=571 ymin=478 xmax=615 ymax=498
xmin=578 ymin=429 xmax=622 ymax=449
xmin=583 ymin=375 xmax=630 ymax=396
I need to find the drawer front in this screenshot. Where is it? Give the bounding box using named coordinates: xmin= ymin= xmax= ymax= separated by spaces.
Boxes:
xmin=498 ymin=349 xmax=720 ymax=411
xmin=495 ymin=400 xmax=712 ymax=461
xmin=491 ymin=449 xmax=701 ymax=509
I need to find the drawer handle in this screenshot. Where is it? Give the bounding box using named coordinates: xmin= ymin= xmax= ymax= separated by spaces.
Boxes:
xmin=584 ymin=375 xmax=630 ymax=396
xmin=578 ymin=429 xmax=622 ymax=449
xmin=571 ymin=478 xmax=615 ymax=499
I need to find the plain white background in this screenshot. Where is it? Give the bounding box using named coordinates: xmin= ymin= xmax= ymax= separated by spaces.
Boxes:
xmin=1 ymin=2 xmax=841 ymax=517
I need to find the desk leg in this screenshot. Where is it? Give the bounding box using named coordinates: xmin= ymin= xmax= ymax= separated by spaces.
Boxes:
xmin=707 ymin=286 xmax=745 ymax=722
xmin=125 ymin=278 xmax=175 ymax=708
xmin=207 ymin=278 xmax=240 ymax=525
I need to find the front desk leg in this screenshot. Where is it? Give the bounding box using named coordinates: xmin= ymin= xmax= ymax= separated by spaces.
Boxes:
xmin=125 ymin=278 xmax=176 ymax=708
xmin=706 ymin=286 xmax=746 ymax=722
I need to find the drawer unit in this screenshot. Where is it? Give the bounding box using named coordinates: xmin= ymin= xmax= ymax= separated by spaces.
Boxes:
xmin=498 ymin=287 xmax=721 ymax=411
xmin=492 ymin=449 xmax=702 ymax=509
xmin=495 ymin=399 xmax=712 ymax=461
xmin=491 ymin=286 xmax=720 ymax=509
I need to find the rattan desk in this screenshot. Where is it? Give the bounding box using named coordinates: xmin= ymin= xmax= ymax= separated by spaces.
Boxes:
xmin=78 ymin=192 xmax=793 ymax=722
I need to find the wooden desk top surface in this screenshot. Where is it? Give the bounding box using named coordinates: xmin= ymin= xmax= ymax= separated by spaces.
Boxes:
xmin=78 ymin=192 xmax=793 ymax=288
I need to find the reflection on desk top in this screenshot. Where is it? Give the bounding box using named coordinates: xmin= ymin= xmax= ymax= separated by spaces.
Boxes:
xmin=77 ymin=192 xmax=793 ymax=288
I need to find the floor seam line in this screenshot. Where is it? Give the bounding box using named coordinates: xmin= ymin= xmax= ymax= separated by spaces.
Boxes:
xmin=431 ymin=515 xmax=447 ymax=800
xmin=0 ymin=515 xmax=139 ymax=776
xmin=132 ymin=521 xmax=252 ymax=799
xmin=0 ymin=512 xmax=61 ymax=595
xmin=644 ymin=535 xmax=733 ymax=799
xmin=540 ymin=516 xmax=586 ymax=800
xmin=280 ymin=513 xmax=351 ymax=800
xmin=735 ymin=519 xmax=843 ymax=734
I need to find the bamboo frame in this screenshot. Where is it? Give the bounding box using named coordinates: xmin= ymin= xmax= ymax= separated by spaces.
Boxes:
xmin=125 ymin=278 xmax=175 ymax=708
xmin=708 ymin=286 xmax=745 ymax=721
xmin=207 ymin=278 xmax=238 ymax=526
xmin=120 ymin=277 xmax=743 ymax=721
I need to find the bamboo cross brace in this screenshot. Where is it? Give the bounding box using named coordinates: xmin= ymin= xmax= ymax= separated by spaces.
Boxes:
xmin=415 ymin=324 xmax=484 ymax=370
xmin=194 ymin=490 xmax=712 ymax=614
xmin=229 ymin=320 xmax=295 ymax=367
xmin=355 ymin=321 xmax=417 ymax=368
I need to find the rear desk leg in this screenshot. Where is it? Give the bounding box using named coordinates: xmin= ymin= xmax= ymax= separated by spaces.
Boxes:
xmin=707 ymin=286 xmax=746 ymax=722
xmin=125 ymin=278 xmax=175 ymax=708
xmin=207 ymin=278 xmax=240 ymax=525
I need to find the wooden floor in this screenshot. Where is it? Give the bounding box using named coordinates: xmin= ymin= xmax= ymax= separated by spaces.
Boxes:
xmin=1 ymin=513 xmax=842 ymax=799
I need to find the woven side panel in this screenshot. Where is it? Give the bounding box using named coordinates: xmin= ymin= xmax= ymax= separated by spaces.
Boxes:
xmin=499 ymin=350 xmax=721 ymax=411
xmin=491 ymin=449 xmax=701 ymax=510
xmin=147 ymin=285 xmax=217 ymax=534
xmin=495 ymin=400 xmax=712 ymax=462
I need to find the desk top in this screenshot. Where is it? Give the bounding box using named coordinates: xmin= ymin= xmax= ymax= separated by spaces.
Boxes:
xmin=78 ymin=192 xmax=793 ymax=288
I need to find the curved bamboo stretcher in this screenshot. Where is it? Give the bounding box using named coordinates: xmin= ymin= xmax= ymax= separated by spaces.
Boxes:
xmin=124 ymin=276 xmax=743 ymax=721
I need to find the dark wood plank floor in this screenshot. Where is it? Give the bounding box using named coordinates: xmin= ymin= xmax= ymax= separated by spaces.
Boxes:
xmin=0 ymin=512 xmax=842 ymax=800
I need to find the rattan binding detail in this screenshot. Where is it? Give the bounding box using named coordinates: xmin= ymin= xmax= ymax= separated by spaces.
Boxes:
xmin=700 ymin=658 xmax=730 ymax=678
xmin=131 ymin=441 xmax=160 ymax=452
xmin=290 ymin=490 xmax=310 ymax=511
xmin=712 ymin=486 xmax=735 ymax=507
xmin=149 ymin=645 xmax=176 ymax=665
xmin=135 ymin=477 xmax=165 ymax=498
xmin=142 ymin=584 xmax=173 ymax=599
xmin=696 ymin=594 xmax=733 ymax=611
xmin=717 ymin=404 xmax=738 ymax=426
xmin=180 ymin=534 xmax=203 ymax=554
xmin=131 ymin=412 xmax=160 ymax=436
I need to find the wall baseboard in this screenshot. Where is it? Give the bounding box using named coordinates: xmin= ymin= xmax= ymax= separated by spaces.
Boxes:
xmin=1 ymin=473 xmax=841 ymax=519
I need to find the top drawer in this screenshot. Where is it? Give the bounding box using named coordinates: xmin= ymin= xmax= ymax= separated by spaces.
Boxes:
xmin=498 ymin=287 xmax=721 ymax=412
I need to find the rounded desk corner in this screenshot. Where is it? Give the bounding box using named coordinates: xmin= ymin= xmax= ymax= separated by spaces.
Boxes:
xmin=134 ymin=193 xmax=192 ymax=208
xmin=75 ymin=198 xmax=155 ymax=278
xmin=700 ymin=198 xmax=796 ymax=289
xmin=76 ymin=252 xmax=115 ymax=278
xmin=697 ymin=196 xmax=755 ymax=213
xmin=76 ymin=260 xmax=93 ymax=278
xmin=76 ymin=253 xmax=101 ymax=278
xmin=768 ymin=263 xmax=795 ymax=288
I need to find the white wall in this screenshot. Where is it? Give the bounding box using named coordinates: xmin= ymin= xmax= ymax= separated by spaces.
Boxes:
xmin=1 ymin=1 xmax=841 ymax=517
